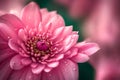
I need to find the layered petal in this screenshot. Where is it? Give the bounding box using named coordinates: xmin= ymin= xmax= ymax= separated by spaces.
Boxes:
xmin=62 ymin=33 xmax=79 ymax=52
xmin=21 ymin=2 xmax=41 ymax=28
xmin=9 ymin=67 xmax=26 ymax=80
xmin=0 ymin=41 xmax=8 ymax=50
xmin=47 ymin=61 xmax=59 ymax=68
xmin=42 ymin=59 xmax=78 ymax=80
xmin=58 ymin=59 xmax=78 ymax=80
xmin=75 ymin=42 xmax=100 ymax=56
xmin=0 ymin=20 xmax=17 ymax=41
xmin=32 ymin=64 xmax=45 ymax=74
xmin=25 ymin=68 xmax=41 ymax=80
xmin=10 ymin=55 xmax=28 ymax=70
xmin=0 ymin=58 xmax=13 ymax=80
xmin=1 ymin=14 xmax=25 ymax=31
xmin=8 ymin=67 xmax=37 ymax=80
xmin=0 ymin=49 xmax=15 ymax=63
xmin=71 ymin=53 xmax=89 ymax=63
xmin=8 ymin=39 xmax=20 ymax=52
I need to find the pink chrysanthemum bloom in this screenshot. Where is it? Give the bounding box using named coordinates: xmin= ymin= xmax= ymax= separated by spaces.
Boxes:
xmin=0 ymin=2 xmax=99 ymax=80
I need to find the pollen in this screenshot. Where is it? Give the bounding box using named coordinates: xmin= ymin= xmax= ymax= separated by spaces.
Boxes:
xmin=25 ymin=35 xmax=52 ymax=63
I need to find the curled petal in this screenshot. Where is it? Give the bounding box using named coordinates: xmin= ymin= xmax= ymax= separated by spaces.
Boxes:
xmin=8 ymin=39 xmax=19 ymax=52
xmin=31 ymin=63 xmax=39 ymax=68
xmin=32 ymin=64 xmax=45 ymax=74
xmin=10 ymin=55 xmax=25 ymax=70
xmin=47 ymin=61 xmax=59 ymax=68
xmin=21 ymin=58 xmax=32 ymax=65
xmin=18 ymin=29 xmax=27 ymax=41
xmin=44 ymin=67 xmax=52 ymax=72
xmin=55 ymin=54 xmax=64 ymax=60
xmin=71 ymin=53 xmax=89 ymax=63
xmin=75 ymin=42 xmax=100 ymax=55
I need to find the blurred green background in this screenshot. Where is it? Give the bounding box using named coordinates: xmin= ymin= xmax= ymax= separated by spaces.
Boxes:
xmin=34 ymin=0 xmax=95 ymax=80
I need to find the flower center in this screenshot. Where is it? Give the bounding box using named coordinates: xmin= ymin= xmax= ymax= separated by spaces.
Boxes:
xmin=25 ymin=36 xmax=53 ymax=63
xmin=37 ymin=41 xmax=49 ymax=51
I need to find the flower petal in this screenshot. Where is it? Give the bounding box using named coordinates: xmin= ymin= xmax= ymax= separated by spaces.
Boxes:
xmin=0 ymin=21 xmax=16 ymax=41
xmin=9 ymin=67 xmax=30 ymax=80
xmin=18 ymin=29 xmax=27 ymax=41
xmin=47 ymin=61 xmax=59 ymax=68
xmin=58 ymin=59 xmax=78 ymax=80
xmin=71 ymin=53 xmax=89 ymax=63
xmin=0 ymin=49 xmax=15 ymax=63
xmin=0 ymin=58 xmax=13 ymax=80
xmin=32 ymin=64 xmax=45 ymax=74
xmin=21 ymin=2 xmax=41 ymax=28
xmin=40 ymin=8 xmax=48 ymax=17
xmin=75 ymin=42 xmax=100 ymax=56
xmin=50 ymin=15 xmax=65 ymax=30
xmin=65 ymin=48 xmax=78 ymax=58
xmin=44 ymin=67 xmax=52 ymax=72
xmin=8 ymin=67 xmax=26 ymax=80
xmin=0 ymin=41 xmax=8 ymax=50
xmin=63 ymin=34 xmax=79 ymax=52
xmin=42 ymin=11 xmax=65 ymax=30
xmin=42 ymin=67 xmax=64 ymax=80
xmin=1 ymin=14 xmax=25 ymax=31
xmin=19 ymin=68 xmax=28 ymax=80
xmin=31 ymin=63 xmax=39 ymax=68
xmin=42 ymin=59 xmax=78 ymax=80
xmin=10 ymin=55 xmax=25 ymax=70
xmin=8 ymin=39 xmax=19 ymax=52
xmin=26 ymin=68 xmax=41 ymax=80
xmin=21 ymin=58 xmax=32 ymax=65
xmin=55 ymin=54 xmax=64 ymax=60
xmin=60 ymin=26 xmax=73 ymax=39
xmin=52 ymin=27 xmax=64 ymax=39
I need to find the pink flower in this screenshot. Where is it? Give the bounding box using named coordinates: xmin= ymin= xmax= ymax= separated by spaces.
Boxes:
xmin=84 ymin=0 xmax=120 ymax=80
xmin=56 ymin=0 xmax=98 ymax=18
xmin=0 ymin=2 xmax=99 ymax=80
